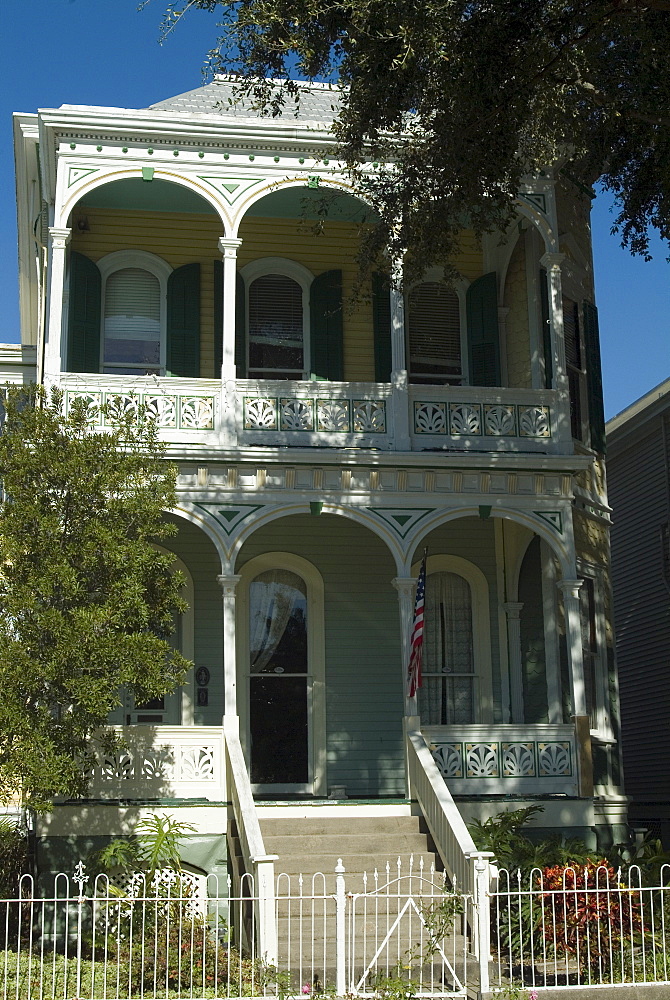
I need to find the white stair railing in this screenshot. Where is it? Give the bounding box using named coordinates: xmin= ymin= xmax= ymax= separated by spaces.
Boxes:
xmin=406 ymin=725 xmax=493 ymax=893
xmin=223 ymin=715 xmax=278 ymax=966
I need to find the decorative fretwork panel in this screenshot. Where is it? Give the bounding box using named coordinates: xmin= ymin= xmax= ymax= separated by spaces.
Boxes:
xmin=429 ymin=733 xmax=575 ymax=793
xmin=88 ymin=728 xmax=224 ymax=802
xmin=413 ymin=398 xmax=552 ymax=439
xmin=66 ymin=389 xmax=216 ymax=431
xmin=244 ymin=395 xmax=387 ymax=435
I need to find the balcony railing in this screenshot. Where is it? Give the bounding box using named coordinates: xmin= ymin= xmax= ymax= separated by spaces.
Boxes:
xmin=422 ymin=723 xmax=578 ymax=796
xmin=87 ymin=726 xmax=226 ymax=801
xmin=61 ymin=372 xmax=571 ymax=454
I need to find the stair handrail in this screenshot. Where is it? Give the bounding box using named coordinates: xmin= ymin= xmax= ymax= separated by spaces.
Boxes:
xmin=405 ymin=723 xmax=483 ymax=897
xmin=223 ymin=715 xmax=278 ymax=965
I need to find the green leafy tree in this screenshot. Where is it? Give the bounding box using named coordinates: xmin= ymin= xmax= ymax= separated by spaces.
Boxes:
xmin=0 ymin=387 xmax=189 ymax=811
xmin=160 ymin=0 xmax=670 ymax=275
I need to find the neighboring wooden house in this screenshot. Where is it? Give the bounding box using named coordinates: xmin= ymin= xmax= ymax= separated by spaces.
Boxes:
xmin=607 ymin=379 xmax=670 ymax=848
xmin=10 ymin=78 xmax=627 ymax=884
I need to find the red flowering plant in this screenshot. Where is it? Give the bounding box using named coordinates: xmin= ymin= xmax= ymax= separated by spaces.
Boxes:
xmin=539 ymin=859 xmax=642 ymax=978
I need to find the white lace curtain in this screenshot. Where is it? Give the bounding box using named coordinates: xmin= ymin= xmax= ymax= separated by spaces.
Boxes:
xmin=420 ymin=571 xmax=475 ymax=724
xmin=249 ymin=570 xmax=306 ymax=673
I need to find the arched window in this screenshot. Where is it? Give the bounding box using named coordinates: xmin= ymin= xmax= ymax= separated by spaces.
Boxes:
xmin=98 ymin=251 xmax=172 ymax=376
xmin=414 ymin=553 xmax=492 ymax=725
xmin=420 ymin=571 xmax=476 ymax=723
xmin=238 ymin=551 xmax=326 ymax=795
xmin=237 ymin=258 xmax=343 ymax=381
xmin=103 ymin=266 xmax=162 ymax=374
xmin=407 ymin=281 xmax=464 ymax=385
xmin=248 ymin=274 xmax=305 ymax=378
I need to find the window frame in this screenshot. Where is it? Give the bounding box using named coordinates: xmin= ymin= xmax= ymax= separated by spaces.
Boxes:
xmin=237 ymin=551 xmax=326 ymax=795
xmin=405 ymin=269 xmax=469 ymax=386
xmin=97 ymin=250 xmax=172 ymax=377
xmin=411 ymin=553 xmax=493 ymax=724
xmin=240 ymin=257 xmax=314 ymax=380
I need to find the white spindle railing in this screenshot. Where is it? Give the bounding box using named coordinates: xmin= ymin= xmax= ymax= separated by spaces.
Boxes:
xmin=223 ymin=716 xmax=278 ymax=966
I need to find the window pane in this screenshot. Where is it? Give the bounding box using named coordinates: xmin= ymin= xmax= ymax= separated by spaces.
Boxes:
xmin=104 ymin=267 xmax=161 ymax=368
xmin=249 ymin=570 xmax=307 ymax=675
xmin=408 ymin=283 xmax=462 ymax=384
xmin=249 ymin=274 xmax=304 ymax=375
xmin=420 ymin=571 xmax=475 ymax=724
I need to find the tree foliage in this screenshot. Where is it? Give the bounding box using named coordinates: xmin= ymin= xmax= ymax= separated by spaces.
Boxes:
xmin=160 ymin=0 xmax=670 ymax=271
xmin=0 ymin=387 xmax=189 ymax=811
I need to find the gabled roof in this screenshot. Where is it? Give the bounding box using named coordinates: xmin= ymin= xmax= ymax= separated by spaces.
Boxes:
xmin=148 ymin=76 xmax=343 ymax=126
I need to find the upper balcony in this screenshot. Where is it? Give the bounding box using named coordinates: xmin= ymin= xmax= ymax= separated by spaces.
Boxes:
xmin=42 ymin=168 xmax=600 ymax=458
xmin=61 ymin=372 xmax=569 ymax=454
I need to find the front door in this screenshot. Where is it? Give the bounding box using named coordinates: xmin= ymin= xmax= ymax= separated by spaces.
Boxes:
xmin=248 ymin=569 xmax=311 ymax=793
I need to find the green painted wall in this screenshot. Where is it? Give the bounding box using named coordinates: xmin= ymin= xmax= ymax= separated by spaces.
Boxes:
xmin=165 ymin=515 xmax=224 ymax=726
xmin=236 ymin=514 xmax=405 ymax=797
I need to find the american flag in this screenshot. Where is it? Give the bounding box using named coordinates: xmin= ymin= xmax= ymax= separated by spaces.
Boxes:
xmin=407 ymin=551 xmax=427 ymax=697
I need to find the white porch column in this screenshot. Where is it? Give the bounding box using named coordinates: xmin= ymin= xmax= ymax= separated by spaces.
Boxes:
xmin=44 ymin=226 xmax=71 ymax=381
xmin=393 ymin=576 xmax=417 ymax=716
xmin=539 ymin=251 xmax=568 ymax=391
xmin=557 ymin=579 xmax=586 ymax=717
xmin=504 ymin=602 xmax=524 ymax=723
xmin=390 ymin=260 xmax=411 ymax=450
xmin=218 ymin=237 xmax=243 ymax=448
xmin=557 ymin=578 xmax=593 ymax=797
xmin=218 ymin=573 xmax=241 ymax=718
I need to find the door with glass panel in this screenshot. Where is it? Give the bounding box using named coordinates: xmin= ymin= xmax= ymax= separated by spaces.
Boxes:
xmin=248 ymin=569 xmax=312 ymax=792
xmin=419 ymin=571 xmax=477 ymax=724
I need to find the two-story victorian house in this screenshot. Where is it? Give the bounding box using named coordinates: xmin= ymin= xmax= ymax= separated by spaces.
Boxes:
xmin=10 ymin=78 xmax=627 ymax=889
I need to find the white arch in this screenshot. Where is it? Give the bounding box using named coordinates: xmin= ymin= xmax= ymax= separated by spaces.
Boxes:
xmin=59 ymin=167 xmax=232 ymax=231
xmin=514 ymin=197 xmax=558 ymax=253
xmin=230 ymin=175 xmax=375 ymax=236
xmin=403 ymin=506 xmax=573 ymax=578
xmin=97 ymin=249 xmax=172 ymax=284
xmin=236 ymin=551 xmax=327 ymax=795
xmin=171 ymin=504 xmax=231 ymax=568
xmin=229 ymin=502 xmax=406 ymax=573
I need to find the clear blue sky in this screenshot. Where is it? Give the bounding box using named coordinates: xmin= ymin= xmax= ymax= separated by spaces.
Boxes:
xmin=1 ymin=0 xmax=668 ymax=419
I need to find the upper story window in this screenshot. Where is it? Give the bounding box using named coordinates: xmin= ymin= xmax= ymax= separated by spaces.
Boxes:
xmin=563 ymin=295 xmax=585 ymax=441
xmin=237 ymin=258 xmax=343 ymax=382
xmin=248 ymin=273 xmax=305 ymax=379
xmin=407 ymin=282 xmax=464 ymax=385
xmin=102 ymin=266 xmax=163 ymax=375
xmin=67 ymin=250 xmax=201 ymax=378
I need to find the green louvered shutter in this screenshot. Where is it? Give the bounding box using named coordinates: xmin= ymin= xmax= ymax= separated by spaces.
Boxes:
xmin=466 ymin=271 xmax=500 ymax=386
xmin=539 ymin=268 xmax=553 ymax=388
xmin=235 ymin=272 xmax=247 ymax=377
xmin=213 ymin=260 xmax=223 ymax=377
xmin=310 ymin=269 xmax=343 ymax=381
xmin=166 ymin=263 xmax=200 ymax=377
xmin=67 ymin=251 xmax=101 ymax=372
xmin=583 ymin=301 xmax=606 ymax=453
xmin=372 ymin=271 xmax=392 ymax=382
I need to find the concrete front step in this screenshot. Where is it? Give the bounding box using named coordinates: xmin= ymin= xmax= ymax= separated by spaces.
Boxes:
xmin=259 ymin=815 xmax=422 ymax=837
xmin=261 ymin=833 xmax=434 ymax=856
